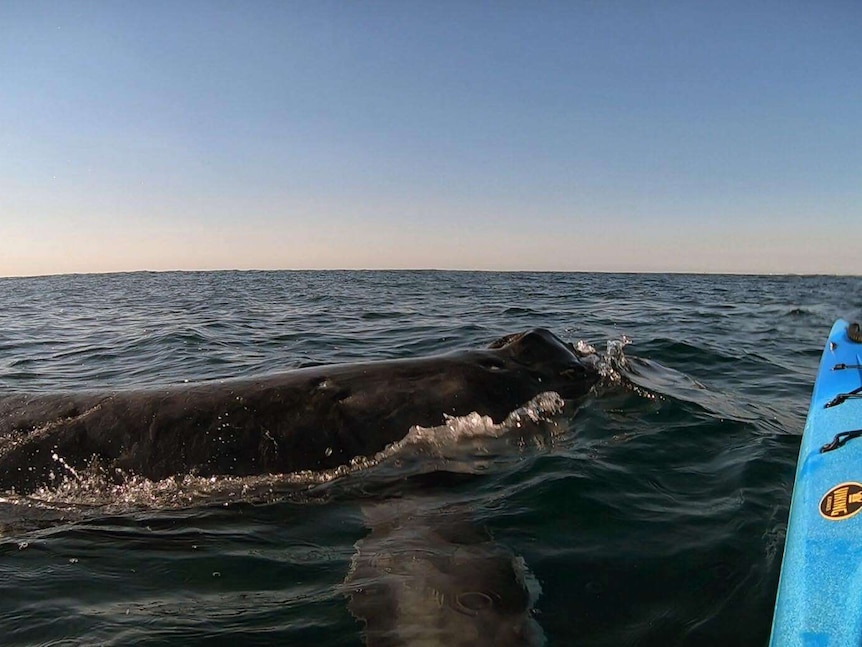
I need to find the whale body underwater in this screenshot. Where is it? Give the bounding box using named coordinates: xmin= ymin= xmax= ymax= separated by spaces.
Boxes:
xmin=0 ymin=329 xmax=598 ymax=495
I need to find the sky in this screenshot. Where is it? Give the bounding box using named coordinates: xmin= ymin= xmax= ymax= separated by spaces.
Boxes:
xmin=1 ymin=1 xmax=860 ymax=277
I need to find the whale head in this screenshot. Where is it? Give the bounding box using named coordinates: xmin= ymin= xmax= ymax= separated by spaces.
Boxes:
xmin=488 ymin=328 xmax=598 ymax=399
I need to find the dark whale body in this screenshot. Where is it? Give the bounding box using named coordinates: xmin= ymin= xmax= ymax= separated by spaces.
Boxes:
xmin=0 ymin=329 xmax=597 ymax=494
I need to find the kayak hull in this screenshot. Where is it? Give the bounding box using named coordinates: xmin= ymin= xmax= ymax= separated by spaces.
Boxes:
xmin=771 ymin=319 xmax=862 ymax=646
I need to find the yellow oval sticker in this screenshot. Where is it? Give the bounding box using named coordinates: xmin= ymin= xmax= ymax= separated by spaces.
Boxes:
xmin=820 ymin=482 xmax=862 ymax=520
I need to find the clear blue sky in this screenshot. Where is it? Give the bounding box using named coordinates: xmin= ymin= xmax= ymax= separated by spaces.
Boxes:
xmin=2 ymin=1 xmax=860 ymax=276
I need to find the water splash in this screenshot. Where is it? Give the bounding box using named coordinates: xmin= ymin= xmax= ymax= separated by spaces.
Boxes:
xmin=574 ymin=335 xmax=632 ymax=386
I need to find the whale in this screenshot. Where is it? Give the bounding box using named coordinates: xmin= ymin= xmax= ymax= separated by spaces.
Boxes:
xmin=0 ymin=328 xmax=598 ymax=495
xmin=345 ymin=499 xmax=543 ymax=646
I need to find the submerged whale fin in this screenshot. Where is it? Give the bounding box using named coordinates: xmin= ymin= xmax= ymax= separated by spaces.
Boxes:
xmin=345 ymin=500 xmax=543 ymax=646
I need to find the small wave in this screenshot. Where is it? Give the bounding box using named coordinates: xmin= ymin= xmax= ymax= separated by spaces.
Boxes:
xmin=501 ymin=306 xmax=540 ymax=316
xmin=574 ymin=333 xmax=767 ymax=426
xmin=618 ymin=356 xmax=759 ymax=423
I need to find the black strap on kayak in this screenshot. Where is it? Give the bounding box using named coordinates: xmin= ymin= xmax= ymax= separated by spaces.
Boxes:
xmin=826 ymin=359 xmax=862 ymax=406
xmin=821 ymin=428 xmax=862 ymax=453
xmin=824 ymin=386 xmax=862 ymax=408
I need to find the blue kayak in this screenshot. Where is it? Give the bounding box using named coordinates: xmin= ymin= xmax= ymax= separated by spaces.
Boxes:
xmin=771 ymin=319 xmax=862 ymax=646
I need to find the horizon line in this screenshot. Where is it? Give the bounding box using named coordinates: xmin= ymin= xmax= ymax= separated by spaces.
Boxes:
xmin=1 ymin=267 xmax=859 ymax=280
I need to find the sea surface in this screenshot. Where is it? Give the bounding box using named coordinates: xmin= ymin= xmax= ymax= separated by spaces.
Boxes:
xmin=0 ymin=270 xmax=859 ymax=646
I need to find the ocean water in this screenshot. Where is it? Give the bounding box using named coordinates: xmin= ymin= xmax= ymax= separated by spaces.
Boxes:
xmin=0 ymin=270 xmax=859 ymax=646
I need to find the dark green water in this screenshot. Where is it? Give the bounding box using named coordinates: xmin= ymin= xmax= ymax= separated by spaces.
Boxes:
xmin=0 ymin=271 xmax=859 ymax=646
